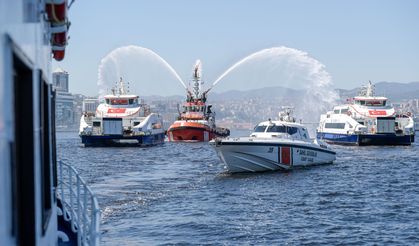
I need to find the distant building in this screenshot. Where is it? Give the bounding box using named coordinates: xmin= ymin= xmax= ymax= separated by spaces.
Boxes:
xmin=53 ymin=67 xmax=69 ymax=92
xmin=53 ymin=68 xmax=75 ymax=127
xmin=83 ymin=98 xmax=99 ymax=113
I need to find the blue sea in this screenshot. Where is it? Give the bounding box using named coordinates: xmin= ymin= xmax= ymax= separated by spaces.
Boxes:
xmin=57 ymin=132 xmax=419 ymax=245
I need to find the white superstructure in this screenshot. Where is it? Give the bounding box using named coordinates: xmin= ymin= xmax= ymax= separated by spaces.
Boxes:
xmin=79 ymin=78 xmax=165 ymax=146
xmin=317 ymin=81 xmax=415 ymax=145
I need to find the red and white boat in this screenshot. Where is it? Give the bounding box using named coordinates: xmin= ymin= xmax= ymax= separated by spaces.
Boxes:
xmin=167 ymin=60 xmax=230 ymax=142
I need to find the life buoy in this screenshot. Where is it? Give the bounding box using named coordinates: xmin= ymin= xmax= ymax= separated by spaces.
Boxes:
xmin=45 ymin=0 xmax=69 ymax=61
xmin=52 ymin=45 xmax=65 ymax=61
xmin=45 ymin=0 xmax=67 ymax=23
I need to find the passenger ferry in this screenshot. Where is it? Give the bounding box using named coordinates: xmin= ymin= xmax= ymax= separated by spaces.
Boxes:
xmin=317 ymin=81 xmax=415 ymax=145
xmin=1 ymin=0 xmax=100 ymax=245
xmin=167 ymin=60 xmax=230 ymax=142
xmin=211 ymin=108 xmax=336 ymax=173
xmin=79 ymin=78 xmax=165 ymax=146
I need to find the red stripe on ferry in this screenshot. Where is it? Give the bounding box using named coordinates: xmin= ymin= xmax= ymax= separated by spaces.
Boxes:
xmin=107 ymin=108 xmax=126 ymax=113
xmin=369 ymin=110 xmax=386 ymax=116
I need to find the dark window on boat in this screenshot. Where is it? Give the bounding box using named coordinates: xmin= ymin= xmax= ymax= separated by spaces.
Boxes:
xmin=93 ymin=121 xmax=101 ymax=127
xmin=325 ymin=123 xmax=346 ymax=129
xmin=12 ymin=52 xmax=36 ymax=244
xmin=358 ymin=121 xmax=364 ymax=125
xmin=39 ymin=72 xmax=52 ymax=234
xmin=267 ymin=125 xmax=285 ymax=133
xmin=51 ymin=89 xmax=57 ymax=189
xmin=287 ymin=127 xmax=298 ymax=135
xmin=129 ymin=99 xmax=134 ymax=104
xmin=266 ymin=125 xmax=299 ymax=135
xmin=360 ymin=100 xmax=365 ymax=105
xmin=105 ymin=99 xmax=110 ymax=104
xmin=334 ymin=109 xmax=339 ymax=114
xmin=110 ymin=98 xmax=128 ymax=105
xmin=365 ymin=100 xmax=385 ymax=106
xmin=254 ymin=125 xmax=267 ymax=132
xmin=341 ymin=108 xmax=349 ymax=114
xmin=133 ymin=121 xmax=140 ymax=126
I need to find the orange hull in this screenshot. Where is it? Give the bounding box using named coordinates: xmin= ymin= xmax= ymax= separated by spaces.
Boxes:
xmin=167 ymin=122 xmax=217 ymax=142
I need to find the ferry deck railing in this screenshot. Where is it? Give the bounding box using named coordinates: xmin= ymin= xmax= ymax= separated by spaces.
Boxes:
xmin=57 ymin=161 xmax=101 ymax=245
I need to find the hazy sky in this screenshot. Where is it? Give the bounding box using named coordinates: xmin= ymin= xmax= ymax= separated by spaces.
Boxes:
xmin=54 ymin=0 xmax=419 ymax=96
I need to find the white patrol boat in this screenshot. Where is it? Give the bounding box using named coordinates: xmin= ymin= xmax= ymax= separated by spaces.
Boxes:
xmin=211 ymin=108 xmax=336 ymax=173
xmin=79 ymin=78 xmax=165 ymax=146
xmin=317 ymin=81 xmax=415 ymax=146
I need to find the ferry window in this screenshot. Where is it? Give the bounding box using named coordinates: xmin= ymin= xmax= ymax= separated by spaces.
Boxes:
xmin=105 ymin=99 xmax=110 ymax=104
xmin=254 ymin=125 xmax=267 ymax=132
xmin=110 ymin=99 xmax=128 ymax=105
xmin=325 ymin=123 xmax=346 ymax=129
xmin=39 ymin=75 xmax=52 ymax=233
xmin=341 ymin=108 xmax=348 ymax=114
xmin=129 ymin=99 xmax=134 ymax=104
xmin=360 ymin=101 xmax=365 ymax=105
xmin=366 ymin=100 xmax=384 ymax=106
xmin=93 ymin=121 xmax=101 ymax=127
xmin=383 ymin=100 xmax=386 ymax=106
xmin=334 ymin=109 xmax=339 ymax=114
xmin=12 ymin=53 xmax=36 ymax=243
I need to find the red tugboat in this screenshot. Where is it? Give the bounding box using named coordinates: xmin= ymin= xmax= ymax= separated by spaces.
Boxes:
xmin=167 ymin=60 xmax=230 ymax=142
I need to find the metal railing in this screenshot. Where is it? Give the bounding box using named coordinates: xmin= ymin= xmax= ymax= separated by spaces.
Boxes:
xmin=57 ymin=161 xmax=101 ymax=245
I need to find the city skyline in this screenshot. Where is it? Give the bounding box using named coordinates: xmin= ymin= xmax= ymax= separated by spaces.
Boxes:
xmin=54 ymin=0 xmax=419 ymax=96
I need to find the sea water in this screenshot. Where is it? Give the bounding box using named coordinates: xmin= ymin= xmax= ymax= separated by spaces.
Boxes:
xmin=57 ymin=132 xmax=419 ymax=245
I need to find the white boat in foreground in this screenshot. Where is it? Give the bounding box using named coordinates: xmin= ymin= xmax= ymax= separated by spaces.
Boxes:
xmin=211 ymin=109 xmax=336 ymax=173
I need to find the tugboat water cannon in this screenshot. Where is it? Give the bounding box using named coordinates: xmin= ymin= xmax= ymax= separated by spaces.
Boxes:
xmin=167 ymin=60 xmax=230 ymax=142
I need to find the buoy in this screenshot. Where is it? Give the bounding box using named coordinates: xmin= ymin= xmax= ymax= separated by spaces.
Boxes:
xmin=45 ymin=0 xmax=69 ymax=61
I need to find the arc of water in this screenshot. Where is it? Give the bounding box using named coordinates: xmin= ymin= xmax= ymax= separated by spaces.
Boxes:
xmin=209 ymin=46 xmax=333 ymax=91
xmin=206 ymin=46 xmax=338 ymax=134
xmin=97 ymin=45 xmax=187 ymax=98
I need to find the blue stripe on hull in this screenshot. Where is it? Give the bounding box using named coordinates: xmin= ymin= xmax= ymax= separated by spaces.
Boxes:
xmin=316 ymin=132 xmax=412 ymax=146
xmin=80 ymin=133 xmax=165 ymax=147
xmin=316 ymin=132 xmax=359 ymax=145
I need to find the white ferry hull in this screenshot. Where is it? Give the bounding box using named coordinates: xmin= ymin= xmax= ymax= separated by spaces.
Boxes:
xmin=79 ymin=113 xmax=165 ymax=147
xmin=212 ymin=140 xmax=336 ymax=173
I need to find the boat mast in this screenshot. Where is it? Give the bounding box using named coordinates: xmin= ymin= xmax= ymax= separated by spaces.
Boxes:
xmin=366 ymin=80 xmax=375 ymax=97
xmin=359 ymin=81 xmax=375 ymax=97
xmin=192 ymin=59 xmax=202 ymax=99
xmin=118 ymin=77 xmax=128 ymax=95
